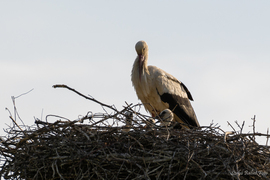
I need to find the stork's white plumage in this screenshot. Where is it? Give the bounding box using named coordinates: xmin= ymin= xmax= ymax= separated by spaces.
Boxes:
xmin=131 ymin=40 xmax=199 ymax=128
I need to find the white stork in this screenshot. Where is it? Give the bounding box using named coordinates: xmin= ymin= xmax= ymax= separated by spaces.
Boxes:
xmin=131 ymin=40 xmax=200 ymax=128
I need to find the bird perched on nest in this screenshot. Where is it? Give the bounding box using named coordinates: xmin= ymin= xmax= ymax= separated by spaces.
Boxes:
xmin=122 ymin=111 xmax=133 ymax=132
xmin=159 ymin=109 xmax=174 ymax=127
xmin=131 ymin=40 xmax=200 ymax=128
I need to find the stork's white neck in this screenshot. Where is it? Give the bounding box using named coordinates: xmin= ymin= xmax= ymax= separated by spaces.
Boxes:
xmin=132 ymin=55 xmax=149 ymax=81
xmin=131 ymin=54 xmax=151 ymax=98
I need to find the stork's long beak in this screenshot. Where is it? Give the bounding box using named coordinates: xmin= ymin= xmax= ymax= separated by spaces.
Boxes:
xmin=138 ymin=55 xmax=144 ymax=81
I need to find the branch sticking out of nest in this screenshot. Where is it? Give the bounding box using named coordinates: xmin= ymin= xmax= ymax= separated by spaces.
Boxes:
xmin=0 ymin=84 xmax=269 ymax=180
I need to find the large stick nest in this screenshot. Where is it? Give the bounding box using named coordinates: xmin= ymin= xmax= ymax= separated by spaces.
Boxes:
xmin=1 ymin=85 xmax=270 ymax=180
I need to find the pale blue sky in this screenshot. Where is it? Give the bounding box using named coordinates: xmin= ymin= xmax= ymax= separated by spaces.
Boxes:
xmin=1 ymin=1 xmax=270 ymax=144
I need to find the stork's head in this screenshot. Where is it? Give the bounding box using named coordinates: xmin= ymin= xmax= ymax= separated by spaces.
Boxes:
xmin=135 ymin=41 xmax=148 ymax=81
xmin=135 ymin=41 xmax=148 ymax=56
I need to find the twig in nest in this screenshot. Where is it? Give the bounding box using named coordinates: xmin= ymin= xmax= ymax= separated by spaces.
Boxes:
xmin=251 ymin=115 xmax=256 ymax=141
xmin=53 ymin=84 xmax=117 ymax=112
xmin=227 ymin=121 xmax=236 ymax=133
xmin=11 ymin=88 xmax=34 ymax=126
xmin=266 ymin=128 xmax=269 ymax=146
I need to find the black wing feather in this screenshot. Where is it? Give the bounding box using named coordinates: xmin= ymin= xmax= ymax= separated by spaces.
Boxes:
xmin=157 ymin=89 xmax=199 ymax=127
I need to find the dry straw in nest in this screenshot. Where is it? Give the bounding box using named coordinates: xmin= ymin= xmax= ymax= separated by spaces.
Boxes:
xmin=0 ymin=85 xmax=269 ymax=180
